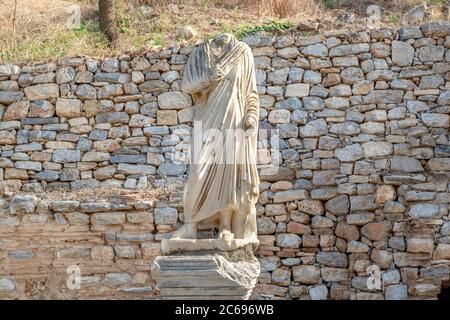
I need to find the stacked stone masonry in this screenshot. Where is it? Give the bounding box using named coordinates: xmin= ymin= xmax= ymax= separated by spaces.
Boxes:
xmin=2 ymin=21 xmax=450 ymax=299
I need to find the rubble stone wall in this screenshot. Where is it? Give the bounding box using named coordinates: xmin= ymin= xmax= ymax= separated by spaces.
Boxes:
xmin=2 ymin=21 xmax=450 ymax=299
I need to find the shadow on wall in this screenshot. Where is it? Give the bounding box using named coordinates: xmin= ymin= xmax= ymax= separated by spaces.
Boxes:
xmin=438 ymin=280 xmax=450 ymax=300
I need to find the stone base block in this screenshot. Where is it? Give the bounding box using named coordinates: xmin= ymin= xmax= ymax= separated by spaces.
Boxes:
xmin=152 ymin=241 xmax=260 ymax=300
xmin=161 ymin=237 xmax=259 ymax=255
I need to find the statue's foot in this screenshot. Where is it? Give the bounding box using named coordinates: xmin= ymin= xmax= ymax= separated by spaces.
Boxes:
xmin=171 ymin=224 xmax=197 ymax=239
xmin=218 ymin=229 xmax=234 ymax=241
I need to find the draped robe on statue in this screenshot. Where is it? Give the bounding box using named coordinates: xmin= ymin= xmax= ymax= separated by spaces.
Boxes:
xmin=181 ymin=36 xmax=260 ymax=240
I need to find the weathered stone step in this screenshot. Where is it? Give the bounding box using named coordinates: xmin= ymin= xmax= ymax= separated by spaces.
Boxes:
xmin=160 ymin=286 xmax=250 ymax=296
xmin=154 ymin=269 xmax=224 ymax=277
xmin=158 ymin=276 xmax=244 ymax=288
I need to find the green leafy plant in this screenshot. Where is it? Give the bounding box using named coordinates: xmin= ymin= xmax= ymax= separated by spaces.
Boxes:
xmin=388 ymin=13 xmax=399 ymax=24
xmin=115 ymin=2 xmax=134 ymax=34
xmin=200 ymin=0 xmax=209 ymax=9
xmin=322 ymin=0 xmax=337 ymax=9
xmin=235 ymin=20 xmax=294 ymax=38
xmin=426 ymin=0 xmax=448 ymax=5
xmin=1 ymin=20 xmax=108 ymax=63
xmin=152 ymin=33 xmax=164 ymax=46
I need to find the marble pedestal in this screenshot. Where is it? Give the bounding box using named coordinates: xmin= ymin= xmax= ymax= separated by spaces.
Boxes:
xmin=151 ymin=238 xmax=260 ymax=300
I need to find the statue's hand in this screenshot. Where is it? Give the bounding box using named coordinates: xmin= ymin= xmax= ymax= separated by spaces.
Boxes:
xmin=208 ymin=65 xmax=225 ymax=82
xmin=244 ymin=115 xmax=257 ymax=130
xmin=200 ymin=79 xmax=211 ymax=88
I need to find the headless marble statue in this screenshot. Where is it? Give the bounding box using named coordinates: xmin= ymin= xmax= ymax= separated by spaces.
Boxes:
xmin=171 ymin=33 xmax=260 ymax=241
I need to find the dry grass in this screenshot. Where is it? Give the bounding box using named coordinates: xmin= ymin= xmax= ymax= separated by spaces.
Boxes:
xmin=335 ymin=0 xmax=444 ymax=12
xmin=210 ymin=0 xmax=322 ymax=18
xmin=0 ymin=0 xmax=448 ymax=64
xmin=0 ymin=0 xmax=105 ymax=63
xmin=331 ymin=0 xmax=449 ymax=23
xmin=0 ymin=0 xmax=271 ymax=63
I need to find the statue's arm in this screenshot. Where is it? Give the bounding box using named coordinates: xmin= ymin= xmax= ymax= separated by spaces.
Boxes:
xmin=244 ymin=52 xmax=259 ymax=130
xmin=182 ymin=44 xmax=219 ymax=96
xmin=181 ymin=69 xmax=207 ymax=95
xmin=244 ymin=92 xmax=259 ymax=130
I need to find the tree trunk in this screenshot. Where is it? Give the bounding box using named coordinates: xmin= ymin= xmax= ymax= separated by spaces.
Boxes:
xmin=99 ymin=0 xmax=118 ymax=45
